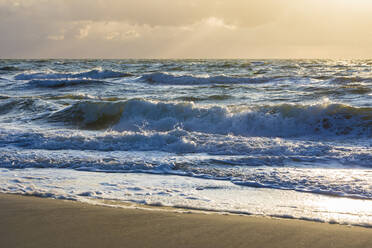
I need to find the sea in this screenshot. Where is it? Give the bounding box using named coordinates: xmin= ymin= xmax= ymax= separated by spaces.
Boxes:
xmin=0 ymin=59 xmax=372 ymax=227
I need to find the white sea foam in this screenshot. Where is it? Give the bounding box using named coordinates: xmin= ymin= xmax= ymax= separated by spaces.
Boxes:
xmin=1 ymin=168 xmax=371 ymax=227
xmin=2 ymin=125 xmax=372 ymax=166
xmin=0 ymin=142 xmax=372 ymax=199
xmin=15 ymin=69 xmax=132 ymax=81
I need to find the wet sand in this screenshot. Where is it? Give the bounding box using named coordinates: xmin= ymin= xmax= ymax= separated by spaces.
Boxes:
xmin=1 ymin=193 xmax=371 ymax=248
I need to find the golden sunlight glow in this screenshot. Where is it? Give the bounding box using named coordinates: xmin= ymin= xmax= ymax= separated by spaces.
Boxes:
xmin=1 ymin=0 xmax=372 ymax=58
xmin=319 ymin=198 xmax=370 ymax=213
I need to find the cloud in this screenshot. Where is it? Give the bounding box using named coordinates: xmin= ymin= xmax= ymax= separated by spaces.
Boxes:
xmin=0 ymin=0 xmax=285 ymax=27
xmin=1 ymin=0 xmax=372 ymax=58
xmin=47 ymin=34 xmax=64 ymax=41
xmin=76 ymin=24 xmax=91 ymax=39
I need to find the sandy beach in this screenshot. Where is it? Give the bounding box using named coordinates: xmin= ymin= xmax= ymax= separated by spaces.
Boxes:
xmin=2 ymin=0 xmax=372 ymax=247
xmin=0 ymin=193 xmax=371 ymax=248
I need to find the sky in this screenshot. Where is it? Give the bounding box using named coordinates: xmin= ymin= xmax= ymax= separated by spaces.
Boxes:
xmin=1 ymin=0 xmax=372 ymax=59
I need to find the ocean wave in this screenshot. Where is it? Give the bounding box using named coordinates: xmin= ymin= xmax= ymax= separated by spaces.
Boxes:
xmin=140 ymin=72 xmax=269 ymax=85
xmin=0 ymin=98 xmax=54 ymax=116
xmin=330 ymin=76 xmax=372 ymax=84
xmin=0 ymin=148 xmax=371 ymax=200
xmin=341 ymin=84 xmax=372 ymax=95
xmin=48 ymin=101 xmax=125 ymax=129
xmin=175 ymin=94 xmax=233 ymax=102
xmin=184 ymin=166 xmax=372 ymax=199
xmin=15 ymin=69 xmax=133 ymax=81
xmin=44 ymin=94 xmax=124 ymax=101
xmin=0 ymin=66 xmax=21 ymax=72
xmin=49 ymin=99 xmax=372 ymax=137
xmin=314 ymin=76 xmax=372 ymax=84
xmin=28 ymin=79 xmax=107 ymax=87
xmin=0 ymin=126 xmax=346 ymax=157
xmin=0 ymin=95 xmax=10 ymax=100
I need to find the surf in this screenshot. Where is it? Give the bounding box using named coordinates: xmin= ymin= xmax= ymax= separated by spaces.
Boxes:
xmin=47 ymin=99 xmax=372 ymax=138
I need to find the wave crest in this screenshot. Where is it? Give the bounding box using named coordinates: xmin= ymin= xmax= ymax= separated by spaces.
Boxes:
xmin=140 ymin=72 xmax=269 ymax=85
xmin=49 ymin=101 xmax=125 ymax=129
xmin=15 ymin=69 xmax=132 ymax=81
xmin=49 ymin=99 xmax=372 ymax=137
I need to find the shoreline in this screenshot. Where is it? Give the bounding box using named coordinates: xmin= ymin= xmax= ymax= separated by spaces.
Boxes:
xmin=1 ymin=193 xmax=372 ymax=248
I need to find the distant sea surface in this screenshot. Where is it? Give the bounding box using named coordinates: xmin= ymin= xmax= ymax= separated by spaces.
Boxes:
xmin=1 ymin=59 xmax=372 ymax=226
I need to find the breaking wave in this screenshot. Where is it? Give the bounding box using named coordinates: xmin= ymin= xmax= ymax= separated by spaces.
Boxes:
xmin=2 ymin=126 xmax=372 ymax=167
xmin=0 ymin=145 xmax=371 ymax=199
xmin=48 ymin=99 xmax=372 ymax=137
